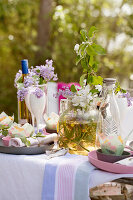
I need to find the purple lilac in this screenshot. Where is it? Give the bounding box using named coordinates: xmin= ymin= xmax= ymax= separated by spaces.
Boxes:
xmin=33 ymin=87 xmax=44 ymax=98
xmin=119 ymin=92 xmax=133 ymax=107
xmin=54 ymin=86 xmax=75 ymax=98
xmin=46 ymin=59 xmax=53 ymax=67
xmin=33 ymin=60 xmax=58 ymax=82
xmin=17 ymin=87 xmax=28 ymax=101
xmin=24 ymin=76 xmax=34 ymax=88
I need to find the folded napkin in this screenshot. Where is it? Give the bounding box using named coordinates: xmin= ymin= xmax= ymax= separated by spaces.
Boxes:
xmin=37 ymin=133 xmax=58 ymax=145
xmin=2 ymin=133 xmax=58 ymax=147
xmin=0 ymin=112 xmax=14 ymax=127
xmin=27 ymin=137 xmax=39 ymax=146
xmin=116 ymin=157 xmax=133 ymax=166
xmin=8 ymin=123 xmax=34 ymax=138
xmin=10 ymin=137 xmax=39 ymax=147
xmin=10 ymin=138 xmax=25 ymax=147
xmin=2 ymin=136 xmax=11 ymax=146
xmin=44 ymin=112 xmax=59 ymax=130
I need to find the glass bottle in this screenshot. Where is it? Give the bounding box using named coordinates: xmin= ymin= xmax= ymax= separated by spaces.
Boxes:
xmin=58 ymin=98 xmax=98 ymax=155
xmin=96 ymin=78 xmax=124 ymax=156
xmin=18 ymin=59 xmax=31 ymax=125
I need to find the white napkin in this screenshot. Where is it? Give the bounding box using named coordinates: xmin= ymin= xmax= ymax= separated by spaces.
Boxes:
xmin=45 ymin=148 xmax=68 ymax=159
xmin=27 ymin=138 xmax=39 ymax=146
xmin=10 ymin=138 xmax=25 ymax=147
xmin=115 ymin=157 xmax=133 ymax=166
xmin=0 ymin=112 xmax=14 ymax=126
xmin=44 ymin=112 xmax=59 ymax=130
xmin=37 ymin=133 xmax=58 ymax=145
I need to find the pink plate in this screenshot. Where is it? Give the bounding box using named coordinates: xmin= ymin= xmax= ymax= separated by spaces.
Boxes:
xmin=88 ymin=150 xmax=133 ymax=174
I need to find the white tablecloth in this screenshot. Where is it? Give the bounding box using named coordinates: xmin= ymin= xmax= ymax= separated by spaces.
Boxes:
xmin=0 ymin=153 xmax=133 ymax=200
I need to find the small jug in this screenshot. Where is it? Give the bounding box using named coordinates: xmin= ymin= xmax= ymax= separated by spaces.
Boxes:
xmin=96 ymin=78 xmax=124 ymax=156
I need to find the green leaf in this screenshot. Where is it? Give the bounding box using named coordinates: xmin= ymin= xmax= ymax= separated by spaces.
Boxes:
xmin=20 ymin=137 xmax=31 ymax=147
xmin=81 ymin=58 xmax=88 ymax=70
xmin=39 ymin=76 xmax=44 ymax=84
xmin=70 ymin=84 xmax=77 ymax=92
xmin=86 ymin=46 xmax=96 ymax=56
xmin=83 ymin=68 xmax=87 ymax=72
xmin=92 ymin=44 xmax=106 ymax=55
xmin=87 ymin=75 xmax=93 ymax=84
xmin=92 ymin=62 xmax=98 ymax=72
xmin=80 ymin=29 xmax=87 ymax=41
xmin=121 ymin=89 xmax=126 ymax=93
xmin=88 ymin=26 xmax=97 ymax=37
xmin=89 ymin=56 xmax=94 ymax=67
xmin=79 ymin=74 xmax=86 ymax=87
xmin=36 ymin=69 xmax=40 ymax=73
xmin=17 ymin=76 xmax=23 ymax=84
xmin=2 ymin=129 xmax=8 ymax=136
xmin=76 ymin=55 xmax=82 ymax=65
xmin=79 ymin=43 xmax=87 ymax=56
xmin=92 ymin=76 xmax=103 ymax=85
xmin=35 ymin=132 xmax=46 ymax=137
xmin=90 ymin=89 xmax=99 ymax=94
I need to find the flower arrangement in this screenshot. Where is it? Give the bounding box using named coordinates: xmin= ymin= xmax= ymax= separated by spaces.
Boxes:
xmin=57 ymin=26 xmax=131 ymax=155
xmin=57 ymin=26 xmax=128 ymax=110
xmin=15 ymin=59 xmax=58 ymax=101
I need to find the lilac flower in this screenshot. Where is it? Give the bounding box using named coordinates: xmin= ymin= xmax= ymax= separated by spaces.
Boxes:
xmin=33 ymin=87 xmax=44 ymax=98
xmin=53 ymin=74 xmax=58 ymax=81
xmin=54 ymin=86 xmax=76 ymax=99
xmin=46 ymin=59 xmax=53 ymax=67
xmin=23 ymin=76 xmax=34 ymax=88
xmin=32 ymin=60 xmax=58 ymax=83
xmin=119 ymin=92 xmax=133 ymax=107
xmin=17 ymin=87 xmax=28 ymax=101
xmin=32 ymin=66 xmax=41 ymax=76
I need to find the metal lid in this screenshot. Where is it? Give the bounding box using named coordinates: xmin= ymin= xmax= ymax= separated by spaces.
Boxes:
xmin=103 ymin=78 xmax=116 ymax=85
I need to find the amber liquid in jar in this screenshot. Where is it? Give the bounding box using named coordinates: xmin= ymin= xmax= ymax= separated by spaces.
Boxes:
xmin=58 ymin=120 xmax=97 ymax=156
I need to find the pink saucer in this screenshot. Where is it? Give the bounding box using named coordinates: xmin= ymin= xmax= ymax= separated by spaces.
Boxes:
xmin=88 ymin=150 xmax=133 ymax=174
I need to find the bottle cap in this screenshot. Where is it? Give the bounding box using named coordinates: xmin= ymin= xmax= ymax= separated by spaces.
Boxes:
xmin=103 ymin=78 xmax=116 ymax=85
xmin=21 ymin=59 xmax=28 ymax=74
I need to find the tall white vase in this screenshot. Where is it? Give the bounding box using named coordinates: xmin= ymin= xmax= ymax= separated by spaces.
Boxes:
xmin=116 ymin=97 xmax=133 ymax=140
xmin=29 ymin=91 xmax=46 ymax=133
xmin=25 ymin=87 xmax=35 ymax=127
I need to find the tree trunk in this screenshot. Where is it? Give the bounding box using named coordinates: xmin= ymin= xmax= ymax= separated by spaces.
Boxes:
xmin=36 ymin=0 xmax=52 ymax=63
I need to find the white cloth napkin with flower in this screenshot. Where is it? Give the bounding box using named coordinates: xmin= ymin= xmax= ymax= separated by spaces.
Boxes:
xmin=115 ymin=157 xmax=133 ymax=166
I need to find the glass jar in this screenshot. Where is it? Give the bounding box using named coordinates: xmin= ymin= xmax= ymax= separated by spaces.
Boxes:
xmin=96 ymin=78 xmax=124 ymax=156
xmin=58 ymin=98 xmax=98 ymax=155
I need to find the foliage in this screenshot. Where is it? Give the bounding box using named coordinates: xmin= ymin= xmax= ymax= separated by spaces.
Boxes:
xmin=74 ymin=26 xmax=105 ymax=88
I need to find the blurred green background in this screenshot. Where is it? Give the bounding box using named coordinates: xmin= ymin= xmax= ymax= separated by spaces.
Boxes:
xmin=0 ymin=0 xmax=133 ymax=119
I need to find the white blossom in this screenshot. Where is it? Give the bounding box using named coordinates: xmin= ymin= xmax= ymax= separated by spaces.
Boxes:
xmin=79 ymin=101 xmax=86 ymax=108
xmin=72 ymin=96 xmax=80 ymax=106
xmin=74 ymin=44 xmax=79 ymax=53
xmin=87 ymin=92 xmax=93 ymax=103
xmin=95 ymin=84 xmax=102 ymax=92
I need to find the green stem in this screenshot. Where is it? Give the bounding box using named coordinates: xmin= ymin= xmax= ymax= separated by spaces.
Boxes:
xmin=76 ymin=142 xmax=90 ymax=152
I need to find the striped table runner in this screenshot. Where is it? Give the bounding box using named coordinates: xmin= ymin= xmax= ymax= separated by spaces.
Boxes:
xmin=42 ymin=153 xmax=96 ymax=200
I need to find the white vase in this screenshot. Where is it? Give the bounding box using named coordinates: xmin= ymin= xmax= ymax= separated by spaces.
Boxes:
xmin=116 ymin=97 xmax=133 ymax=141
xmin=29 ymin=90 xmax=46 ymax=133
xmin=25 ymin=86 xmax=35 ymax=127
xmin=116 ymin=97 xmax=128 ymax=123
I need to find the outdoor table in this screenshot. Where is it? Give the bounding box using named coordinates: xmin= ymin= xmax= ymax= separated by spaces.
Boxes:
xmin=0 ymin=152 xmax=133 ymax=200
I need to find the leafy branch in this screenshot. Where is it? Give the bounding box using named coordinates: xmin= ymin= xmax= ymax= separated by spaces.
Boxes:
xmin=75 ymin=26 xmax=106 ymax=88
